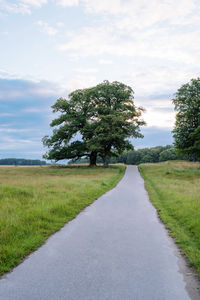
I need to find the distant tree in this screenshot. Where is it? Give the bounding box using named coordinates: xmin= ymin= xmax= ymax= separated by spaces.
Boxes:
xmin=125 ymin=145 xmax=174 ymax=165
xmin=43 ymin=81 xmax=145 ymax=167
xmin=159 ymin=147 xmax=179 ymax=162
xmin=126 ymin=150 xmax=142 ymax=165
xmin=172 ymin=78 xmax=200 ymax=161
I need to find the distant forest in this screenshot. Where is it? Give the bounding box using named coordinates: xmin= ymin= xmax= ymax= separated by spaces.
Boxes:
xmin=68 ymin=145 xmax=181 ymax=165
xmin=0 ymin=158 xmax=46 ymax=166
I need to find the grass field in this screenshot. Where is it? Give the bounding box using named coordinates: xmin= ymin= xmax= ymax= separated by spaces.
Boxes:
xmin=0 ymin=164 xmax=125 ymax=275
xmin=139 ymin=161 xmax=200 ymax=277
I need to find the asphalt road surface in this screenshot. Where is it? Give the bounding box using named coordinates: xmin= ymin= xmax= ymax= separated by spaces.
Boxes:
xmin=0 ymin=166 xmax=200 ymax=300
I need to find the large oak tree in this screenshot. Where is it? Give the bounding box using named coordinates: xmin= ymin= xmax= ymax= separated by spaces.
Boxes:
xmin=173 ymin=78 xmax=200 ymax=160
xmin=43 ymin=80 xmax=145 ymax=166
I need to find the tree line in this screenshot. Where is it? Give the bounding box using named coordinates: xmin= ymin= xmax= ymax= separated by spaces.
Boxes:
xmin=69 ymin=145 xmax=180 ymax=165
xmin=0 ymin=158 xmax=46 ymax=166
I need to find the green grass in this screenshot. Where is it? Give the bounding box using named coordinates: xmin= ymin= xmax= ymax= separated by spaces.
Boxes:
xmin=0 ymin=164 xmax=125 ymax=275
xmin=139 ymin=161 xmax=200 ymax=277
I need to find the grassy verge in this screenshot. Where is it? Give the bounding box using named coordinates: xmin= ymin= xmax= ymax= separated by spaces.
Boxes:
xmin=0 ymin=164 xmax=125 ymax=275
xmin=139 ymin=161 xmax=200 ymax=277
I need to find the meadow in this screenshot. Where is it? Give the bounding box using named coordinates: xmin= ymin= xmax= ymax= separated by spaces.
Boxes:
xmin=139 ymin=161 xmax=200 ymax=276
xmin=0 ymin=164 xmax=125 ymax=275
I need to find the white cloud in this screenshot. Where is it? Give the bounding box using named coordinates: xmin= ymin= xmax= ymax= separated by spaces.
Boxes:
xmin=0 ymin=0 xmax=47 ymax=14
xmin=0 ymin=73 xmax=62 ymax=101
xmin=143 ymin=108 xmax=176 ymax=129
xmin=82 ymin=0 xmax=122 ymax=15
xmin=21 ymin=0 xmax=47 ymax=8
xmin=74 ymin=67 xmax=98 ymax=73
xmin=0 ymin=136 xmax=41 ymax=150
xmin=125 ymin=66 xmax=200 ymax=96
xmin=82 ymin=0 xmax=198 ymax=27
xmin=66 ymin=75 xmax=97 ymax=91
xmin=99 ymin=59 xmax=113 ymax=65
xmin=0 ymin=128 xmax=31 ymax=133
xmin=0 ymin=69 xmax=19 ymax=79
xmin=0 ymin=31 xmax=8 ymax=35
xmin=57 ymin=26 xmax=117 ymax=56
xmin=0 ymin=113 xmax=14 ymax=117
xmin=56 ymin=22 xmax=64 ymax=27
xmin=22 ymin=107 xmax=50 ymax=113
xmin=57 ymin=22 xmax=200 ymax=72
xmin=56 ymin=0 xmax=79 ymax=7
xmin=37 ymin=20 xmax=58 ymax=36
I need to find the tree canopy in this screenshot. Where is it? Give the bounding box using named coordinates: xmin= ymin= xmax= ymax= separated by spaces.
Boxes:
xmin=172 ymin=78 xmax=200 ymax=161
xmin=43 ymin=80 xmax=145 ymax=167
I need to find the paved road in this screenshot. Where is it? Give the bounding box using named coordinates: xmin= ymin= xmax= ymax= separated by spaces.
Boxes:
xmin=0 ymin=166 xmax=199 ymax=300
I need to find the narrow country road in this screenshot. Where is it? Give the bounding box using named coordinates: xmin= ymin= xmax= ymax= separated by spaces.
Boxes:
xmin=0 ymin=166 xmax=199 ymax=300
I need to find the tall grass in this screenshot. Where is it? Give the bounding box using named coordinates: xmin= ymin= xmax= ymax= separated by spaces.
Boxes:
xmin=139 ymin=161 xmax=200 ymax=276
xmin=0 ymin=165 xmax=125 ymax=275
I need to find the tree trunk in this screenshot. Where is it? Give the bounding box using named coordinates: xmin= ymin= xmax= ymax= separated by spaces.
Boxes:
xmin=103 ymin=155 xmax=109 ymax=168
xmin=89 ymin=151 xmax=97 ymax=166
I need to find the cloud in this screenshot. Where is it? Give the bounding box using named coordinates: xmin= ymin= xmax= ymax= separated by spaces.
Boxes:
xmin=22 ymin=107 xmax=50 ymax=113
xmin=0 ymin=128 xmax=31 ymax=133
xmin=57 ymin=22 xmax=200 ymax=106
xmin=0 ymin=0 xmax=47 ymax=14
xmin=57 ymin=26 xmax=117 ymax=56
xmin=131 ymin=126 xmax=174 ymax=149
xmin=0 ymin=69 xmax=22 ymax=80
xmin=65 ymin=74 xmax=98 ymax=91
xmin=82 ymin=0 xmax=122 ymax=15
xmin=0 ymin=31 xmax=8 ymax=35
xmin=56 ymin=0 xmax=79 ymax=7
xmin=143 ymin=108 xmax=176 ymax=129
xmin=58 ymin=23 xmax=200 ymax=69
xmin=55 ymin=0 xmax=200 ymax=80
xmin=0 ymin=113 xmax=14 ymax=117
xmin=0 ymin=136 xmax=42 ymax=151
xmin=82 ymin=0 xmax=197 ymax=27
xmin=0 ymin=77 xmax=61 ymax=100
xmin=99 ymin=59 xmax=113 ymax=65
xmin=56 ymin=22 xmax=64 ymax=27
xmin=37 ymin=20 xmax=58 ymax=36
xmin=21 ymin=0 xmax=47 ymax=8
xmin=0 ymin=76 xmax=65 ymax=159
xmin=124 ymin=65 xmax=200 ymax=96
xmin=74 ymin=67 xmax=98 ymax=73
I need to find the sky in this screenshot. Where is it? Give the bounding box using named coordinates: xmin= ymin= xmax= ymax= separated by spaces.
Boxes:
xmin=0 ymin=0 xmax=200 ymax=159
